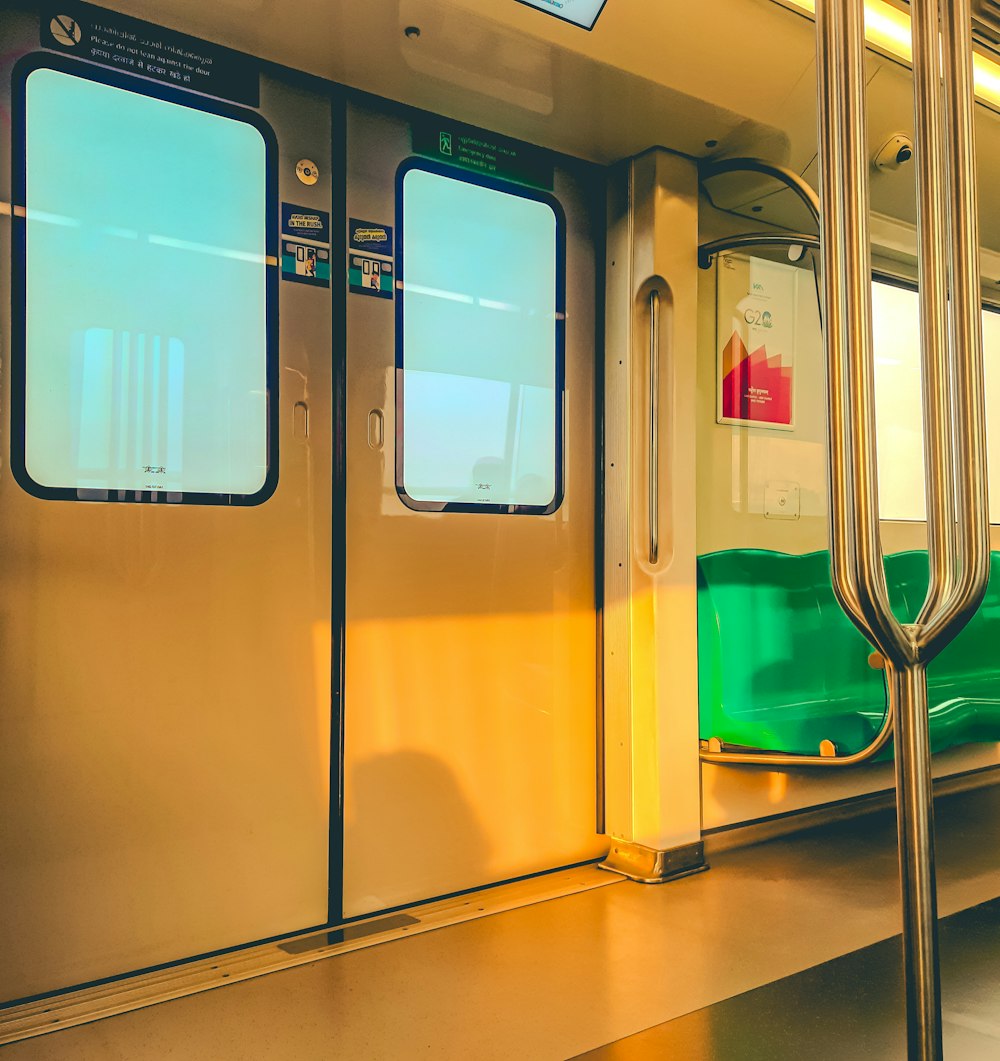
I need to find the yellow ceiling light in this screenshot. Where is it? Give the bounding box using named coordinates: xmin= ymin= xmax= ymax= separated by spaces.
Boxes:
xmin=780 ymin=0 xmax=1000 ymax=109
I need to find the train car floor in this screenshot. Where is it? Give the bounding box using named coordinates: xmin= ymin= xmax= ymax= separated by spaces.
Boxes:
xmin=577 ymin=894 xmax=1000 ymax=1059
xmin=6 ymin=777 xmax=1000 ymax=1060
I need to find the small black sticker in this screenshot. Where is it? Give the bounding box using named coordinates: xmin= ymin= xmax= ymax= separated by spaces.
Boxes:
xmin=41 ymin=3 xmax=259 ymax=106
xmin=349 ymin=218 xmax=393 ymax=257
xmin=282 ymin=203 xmax=330 ymax=244
xmin=349 ymin=253 xmax=393 ymax=299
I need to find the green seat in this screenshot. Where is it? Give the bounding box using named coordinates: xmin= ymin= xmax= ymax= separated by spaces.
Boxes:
xmin=698 ymin=549 xmax=1000 ymax=758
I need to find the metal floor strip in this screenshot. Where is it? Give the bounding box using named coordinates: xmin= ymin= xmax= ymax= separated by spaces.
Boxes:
xmin=0 ymin=865 xmax=621 ymax=1046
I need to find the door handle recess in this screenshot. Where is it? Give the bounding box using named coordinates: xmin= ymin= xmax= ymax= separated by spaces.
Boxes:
xmin=368 ymin=408 xmax=384 ymax=450
xmin=293 ymin=401 xmax=309 ymax=439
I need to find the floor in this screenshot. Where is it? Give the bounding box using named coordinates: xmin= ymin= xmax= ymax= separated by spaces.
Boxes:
xmin=578 ymin=897 xmax=1000 ymax=1059
xmin=6 ymin=783 xmax=1000 ymax=1060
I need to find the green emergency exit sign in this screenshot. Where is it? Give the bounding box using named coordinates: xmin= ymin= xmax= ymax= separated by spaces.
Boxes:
xmin=411 ymin=118 xmax=554 ymax=190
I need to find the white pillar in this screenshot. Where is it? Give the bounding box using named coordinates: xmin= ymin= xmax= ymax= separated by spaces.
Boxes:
xmin=602 ymin=149 xmax=704 ymax=881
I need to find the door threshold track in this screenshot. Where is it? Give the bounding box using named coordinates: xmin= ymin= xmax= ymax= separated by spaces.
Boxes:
xmin=0 ymin=863 xmax=621 ymax=1047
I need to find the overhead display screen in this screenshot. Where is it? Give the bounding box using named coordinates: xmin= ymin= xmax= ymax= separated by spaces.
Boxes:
xmin=17 ymin=61 xmax=275 ymax=504
xmin=397 ymin=162 xmax=564 ymax=514
xmin=515 ymin=0 xmax=608 ymax=30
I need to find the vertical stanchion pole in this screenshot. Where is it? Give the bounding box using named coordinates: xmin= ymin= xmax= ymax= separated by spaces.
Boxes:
xmin=889 ymin=658 xmax=943 ymax=1058
xmin=815 ymin=1 xmax=988 ymax=1057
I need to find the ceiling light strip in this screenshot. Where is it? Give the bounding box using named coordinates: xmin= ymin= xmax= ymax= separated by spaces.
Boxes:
xmin=779 ymin=0 xmax=1000 ymax=109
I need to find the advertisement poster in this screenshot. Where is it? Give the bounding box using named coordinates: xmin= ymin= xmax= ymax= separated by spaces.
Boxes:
xmin=716 ymin=253 xmax=797 ymax=429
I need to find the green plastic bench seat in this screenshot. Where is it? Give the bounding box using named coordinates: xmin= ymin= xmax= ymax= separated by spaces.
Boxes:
xmin=697 ymin=549 xmax=1000 ymax=758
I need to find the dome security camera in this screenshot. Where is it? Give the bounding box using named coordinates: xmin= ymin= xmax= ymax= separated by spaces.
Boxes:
xmin=874 ymin=133 xmax=915 ymax=172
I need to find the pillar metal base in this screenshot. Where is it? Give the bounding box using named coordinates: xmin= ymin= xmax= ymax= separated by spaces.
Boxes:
xmin=599 ymin=839 xmax=707 ymax=884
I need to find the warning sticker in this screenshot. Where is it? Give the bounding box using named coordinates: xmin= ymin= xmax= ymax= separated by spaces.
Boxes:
xmin=48 ymin=15 xmax=82 ymax=47
xmin=349 ymin=253 xmax=393 ymax=299
xmin=40 ymin=3 xmax=259 ymax=105
xmin=282 ymin=203 xmax=330 ymax=245
xmin=349 ymin=218 xmax=393 ymax=258
xmin=282 ymin=239 xmax=330 ymax=287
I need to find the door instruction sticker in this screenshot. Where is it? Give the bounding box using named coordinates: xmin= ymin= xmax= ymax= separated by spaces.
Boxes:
xmin=281 ymin=202 xmax=331 ymax=288
xmin=282 ymin=203 xmax=330 ymax=244
xmin=349 ymin=218 xmax=393 ymax=257
xmin=348 ymin=217 xmax=393 ymax=299
xmin=349 ymin=254 xmax=393 ymax=298
xmin=283 ymin=241 xmax=330 ymax=286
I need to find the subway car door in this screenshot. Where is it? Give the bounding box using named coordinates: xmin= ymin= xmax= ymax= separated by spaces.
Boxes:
xmin=343 ymin=99 xmax=605 ymax=916
xmin=0 ymin=12 xmax=334 ymax=1003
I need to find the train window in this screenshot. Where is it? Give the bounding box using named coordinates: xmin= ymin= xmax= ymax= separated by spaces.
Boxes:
xmin=13 ymin=58 xmax=277 ymax=504
xmin=396 ymin=159 xmax=565 ymax=514
xmin=873 ymin=279 xmax=1000 ymax=523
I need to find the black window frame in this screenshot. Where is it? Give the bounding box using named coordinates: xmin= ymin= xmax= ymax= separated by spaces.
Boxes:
xmin=11 ymin=51 xmax=279 ymax=506
xmin=394 ymin=156 xmax=567 ymax=516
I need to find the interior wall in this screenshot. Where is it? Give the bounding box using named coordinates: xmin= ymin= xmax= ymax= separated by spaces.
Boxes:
xmin=695 ymin=252 xmax=831 ymax=558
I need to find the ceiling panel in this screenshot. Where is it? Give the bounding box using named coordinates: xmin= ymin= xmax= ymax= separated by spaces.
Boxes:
xmin=68 ymin=0 xmax=1000 ymax=246
xmin=91 ymin=0 xmax=813 ymax=163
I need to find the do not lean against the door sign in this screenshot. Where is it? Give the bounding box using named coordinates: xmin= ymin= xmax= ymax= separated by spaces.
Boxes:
xmin=40 ymin=3 xmax=260 ymax=104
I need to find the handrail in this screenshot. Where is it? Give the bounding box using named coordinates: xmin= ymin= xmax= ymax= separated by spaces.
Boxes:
xmin=700 ymin=695 xmax=895 ymax=767
xmin=816 ymin=0 xmax=989 ymax=1056
xmin=912 ymin=0 xmax=957 ymax=629
xmin=697 ymin=232 xmax=819 ymax=270
xmin=699 ymin=156 xmax=821 ymax=226
xmin=920 ymin=0 xmax=991 ymax=654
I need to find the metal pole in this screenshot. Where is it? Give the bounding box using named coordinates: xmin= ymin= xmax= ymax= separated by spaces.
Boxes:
xmin=923 ymin=0 xmax=991 ymax=656
xmin=815 ymin=0 xmax=988 ymax=1056
xmin=889 ymin=658 xmax=943 ymax=1058
xmin=815 ymin=0 xmax=909 ymax=662
xmin=911 ymin=0 xmax=957 ymax=626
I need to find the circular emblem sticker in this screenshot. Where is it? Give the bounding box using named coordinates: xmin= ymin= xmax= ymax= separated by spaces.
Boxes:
xmin=296 ymin=159 xmax=319 ymax=186
xmin=50 ymin=15 xmax=82 ymax=47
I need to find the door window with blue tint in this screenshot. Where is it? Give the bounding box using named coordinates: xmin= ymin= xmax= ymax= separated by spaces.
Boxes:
xmin=397 ymin=161 xmax=564 ymax=514
xmin=16 ymin=61 xmax=275 ymax=503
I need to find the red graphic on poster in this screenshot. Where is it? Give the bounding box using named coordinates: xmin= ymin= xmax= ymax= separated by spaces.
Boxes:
xmin=720 ymin=332 xmax=793 ymax=426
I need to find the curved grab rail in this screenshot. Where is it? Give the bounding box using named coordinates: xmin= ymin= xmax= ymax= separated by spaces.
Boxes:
xmin=700 ymin=698 xmax=895 ymax=767
xmin=697 ymin=232 xmax=819 ymax=270
xmin=699 ymin=156 xmax=821 ymax=226
xmin=700 ymin=18 xmax=990 ymax=1051
xmin=816 ymin=0 xmax=988 ymax=1055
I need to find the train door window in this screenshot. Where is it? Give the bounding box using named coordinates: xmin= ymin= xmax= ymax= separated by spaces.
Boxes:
xmin=396 ymin=160 xmax=565 ymax=514
xmin=872 ymin=279 xmax=1000 ymax=523
xmin=15 ymin=58 xmax=277 ymax=503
